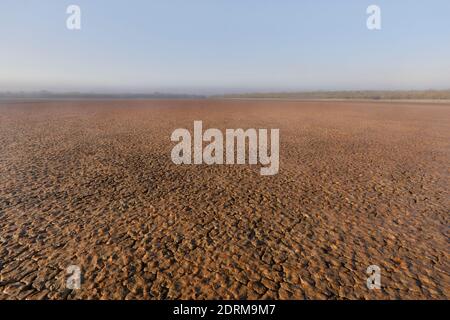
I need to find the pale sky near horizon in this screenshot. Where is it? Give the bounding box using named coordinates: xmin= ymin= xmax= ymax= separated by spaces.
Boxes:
xmin=0 ymin=0 xmax=449 ymax=94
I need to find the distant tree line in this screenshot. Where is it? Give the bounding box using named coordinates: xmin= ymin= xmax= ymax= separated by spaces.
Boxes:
xmin=214 ymin=90 xmax=450 ymax=100
xmin=2 ymin=90 xmax=450 ymax=100
xmin=0 ymin=91 xmax=206 ymax=100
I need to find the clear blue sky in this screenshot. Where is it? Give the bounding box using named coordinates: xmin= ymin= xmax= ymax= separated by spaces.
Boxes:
xmin=1 ymin=0 xmax=449 ymax=94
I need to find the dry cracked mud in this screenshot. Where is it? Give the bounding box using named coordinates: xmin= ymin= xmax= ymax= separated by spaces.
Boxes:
xmin=0 ymin=100 xmax=449 ymax=299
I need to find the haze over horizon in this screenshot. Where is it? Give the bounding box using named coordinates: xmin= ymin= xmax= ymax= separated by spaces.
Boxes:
xmin=1 ymin=0 xmax=449 ymax=94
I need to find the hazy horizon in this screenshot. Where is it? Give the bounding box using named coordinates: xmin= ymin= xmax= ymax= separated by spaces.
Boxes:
xmin=1 ymin=0 xmax=449 ymax=94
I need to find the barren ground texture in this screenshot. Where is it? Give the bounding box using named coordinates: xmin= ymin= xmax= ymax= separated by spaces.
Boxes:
xmin=0 ymin=100 xmax=449 ymax=299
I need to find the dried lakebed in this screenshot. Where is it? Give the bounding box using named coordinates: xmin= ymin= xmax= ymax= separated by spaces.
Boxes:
xmin=0 ymin=100 xmax=449 ymax=299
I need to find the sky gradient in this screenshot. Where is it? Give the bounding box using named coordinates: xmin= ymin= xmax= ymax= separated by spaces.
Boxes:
xmin=1 ymin=0 xmax=449 ymax=94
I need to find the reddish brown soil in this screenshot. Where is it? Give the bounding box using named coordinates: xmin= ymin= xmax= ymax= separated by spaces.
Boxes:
xmin=0 ymin=100 xmax=448 ymax=299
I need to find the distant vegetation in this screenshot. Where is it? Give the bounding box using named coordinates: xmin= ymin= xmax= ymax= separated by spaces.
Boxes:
xmin=0 ymin=91 xmax=206 ymax=100
xmin=215 ymin=90 xmax=450 ymax=100
xmin=2 ymin=90 xmax=450 ymax=101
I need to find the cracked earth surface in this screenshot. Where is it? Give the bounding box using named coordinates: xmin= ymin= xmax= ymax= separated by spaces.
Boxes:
xmin=0 ymin=100 xmax=448 ymax=299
